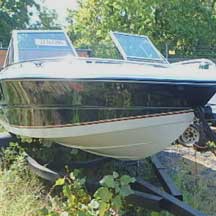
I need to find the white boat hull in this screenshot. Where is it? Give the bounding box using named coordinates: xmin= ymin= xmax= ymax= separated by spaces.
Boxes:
xmin=1 ymin=111 xmax=194 ymax=160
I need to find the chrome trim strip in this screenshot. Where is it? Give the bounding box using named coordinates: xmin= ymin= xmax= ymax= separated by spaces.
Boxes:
xmin=1 ymin=77 xmax=216 ymax=86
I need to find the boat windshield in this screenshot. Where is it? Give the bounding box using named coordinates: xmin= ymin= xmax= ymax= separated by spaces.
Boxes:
xmin=16 ymin=31 xmax=77 ymax=62
xmin=111 ymin=32 xmax=168 ymax=64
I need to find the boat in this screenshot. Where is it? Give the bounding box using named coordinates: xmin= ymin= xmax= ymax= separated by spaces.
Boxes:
xmin=0 ymin=30 xmax=216 ymax=160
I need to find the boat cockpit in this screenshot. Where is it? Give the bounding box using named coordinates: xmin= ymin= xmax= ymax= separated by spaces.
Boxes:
xmin=3 ymin=30 xmax=215 ymax=69
xmin=4 ymin=30 xmax=170 ymax=67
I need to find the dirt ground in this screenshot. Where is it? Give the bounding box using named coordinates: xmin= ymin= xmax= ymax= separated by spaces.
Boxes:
xmin=156 ymin=144 xmax=216 ymax=216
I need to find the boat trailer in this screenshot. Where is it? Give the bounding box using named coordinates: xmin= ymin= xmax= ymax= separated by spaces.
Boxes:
xmin=0 ymin=133 xmax=207 ymax=216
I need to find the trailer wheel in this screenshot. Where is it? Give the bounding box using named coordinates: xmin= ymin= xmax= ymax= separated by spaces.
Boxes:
xmin=178 ymin=124 xmax=200 ymax=146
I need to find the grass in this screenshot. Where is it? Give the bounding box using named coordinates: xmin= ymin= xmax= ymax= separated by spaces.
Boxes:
xmin=0 ymin=143 xmax=173 ymax=216
xmin=0 ymin=155 xmax=44 ymax=216
xmin=0 ymin=127 xmax=5 ymax=133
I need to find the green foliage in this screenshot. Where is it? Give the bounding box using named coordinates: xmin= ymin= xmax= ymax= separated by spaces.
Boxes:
xmin=150 ymin=212 xmax=160 ymax=216
xmin=0 ymin=0 xmax=40 ymax=46
xmin=0 ymin=126 xmax=5 ymax=133
xmin=19 ymin=135 xmax=35 ymax=144
xmin=38 ymin=171 xmax=135 ymax=216
xmin=0 ymin=149 xmax=44 ymax=216
xmin=55 ymin=177 xmax=65 ymax=186
xmin=0 ymin=0 xmax=60 ymax=47
xmin=0 ymin=142 xmax=172 ymax=216
xmin=67 ymin=0 xmax=216 ymax=57
xmin=207 ymin=141 xmax=216 ymax=150
xmin=94 ymin=172 xmax=135 ymax=214
xmin=31 ymin=7 xmax=61 ymax=30
xmin=1 ymin=140 xmax=215 ymax=215
xmin=0 ymin=141 xmax=25 ymax=169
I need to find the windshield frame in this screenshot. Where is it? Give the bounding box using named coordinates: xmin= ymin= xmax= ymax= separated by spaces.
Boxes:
xmin=9 ymin=30 xmax=78 ymax=65
xmin=110 ymin=31 xmax=169 ymax=64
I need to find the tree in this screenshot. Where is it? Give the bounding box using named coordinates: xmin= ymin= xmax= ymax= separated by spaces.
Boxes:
xmin=0 ymin=0 xmax=60 ymax=47
xmin=0 ymin=0 xmax=40 ymax=47
xmin=67 ymin=0 xmax=216 ymax=57
xmin=30 ymin=7 xmax=61 ymax=30
xmin=152 ymin=0 xmax=216 ymax=56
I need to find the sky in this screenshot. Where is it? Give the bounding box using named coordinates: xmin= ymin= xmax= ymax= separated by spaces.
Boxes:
xmin=42 ymin=0 xmax=79 ymax=23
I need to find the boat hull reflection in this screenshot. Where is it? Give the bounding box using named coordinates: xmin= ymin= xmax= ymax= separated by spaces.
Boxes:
xmin=0 ymin=79 xmax=213 ymax=127
xmin=0 ymin=79 xmax=198 ymax=159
